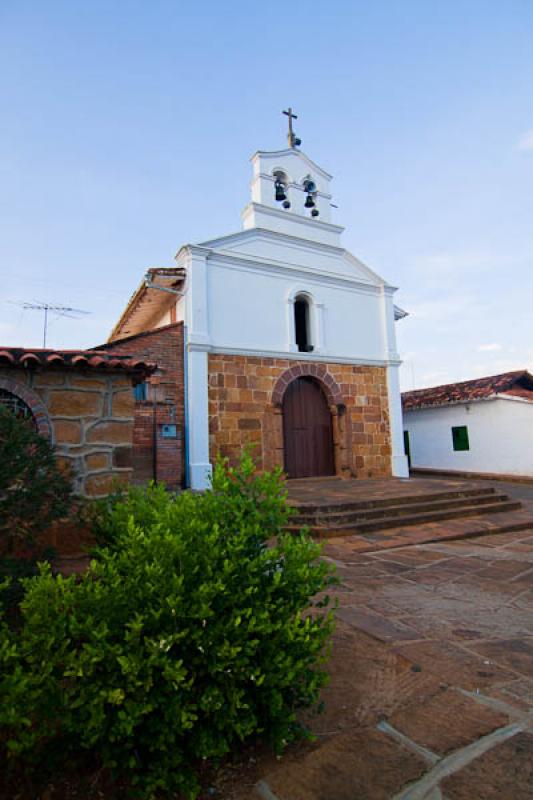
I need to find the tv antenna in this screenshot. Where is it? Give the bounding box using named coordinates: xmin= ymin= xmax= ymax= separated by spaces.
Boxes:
xmin=12 ymin=301 xmax=91 ymax=348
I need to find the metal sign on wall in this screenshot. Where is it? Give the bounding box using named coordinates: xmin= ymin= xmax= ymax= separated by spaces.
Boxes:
xmin=161 ymin=424 xmax=177 ymax=439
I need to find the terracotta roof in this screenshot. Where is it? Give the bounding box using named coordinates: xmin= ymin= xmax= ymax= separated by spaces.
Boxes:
xmin=402 ymin=370 xmax=533 ymax=411
xmin=0 ymin=347 xmax=156 ymax=377
xmin=109 ymin=267 xmax=186 ymax=342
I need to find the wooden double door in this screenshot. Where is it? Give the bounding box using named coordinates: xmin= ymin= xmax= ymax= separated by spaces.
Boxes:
xmin=283 ymin=376 xmax=335 ymax=479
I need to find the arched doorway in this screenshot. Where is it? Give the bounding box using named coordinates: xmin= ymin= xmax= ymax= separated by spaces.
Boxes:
xmin=283 ymin=376 xmax=334 ymax=478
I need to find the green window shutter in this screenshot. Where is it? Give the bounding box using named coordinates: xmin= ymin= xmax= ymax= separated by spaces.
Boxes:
xmin=452 ymin=425 xmax=469 ymax=451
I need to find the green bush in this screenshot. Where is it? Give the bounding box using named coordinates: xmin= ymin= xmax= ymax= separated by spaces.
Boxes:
xmin=0 ymin=455 xmax=335 ymax=798
xmin=0 ymin=406 xmax=72 ymax=554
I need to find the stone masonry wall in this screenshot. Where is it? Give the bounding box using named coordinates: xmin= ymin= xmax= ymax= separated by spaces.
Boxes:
xmin=104 ymin=323 xmax=185 ymax=489
xmin=208 ymin=354 xmax=392 ymax=479
xmin=0 ymin=367 xmax=135 ymax=496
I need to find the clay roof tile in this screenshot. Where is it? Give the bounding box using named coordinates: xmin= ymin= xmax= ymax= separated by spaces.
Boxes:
xmin=402 ymin=370 xmax=533 ymax=410
xmin=0 ymin=346 xmax=157 ymax=378
xmin=0 ymin=350 xmax=15 ymax=364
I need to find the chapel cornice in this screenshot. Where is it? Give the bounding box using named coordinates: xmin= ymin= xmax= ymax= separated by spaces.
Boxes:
xmin=204 ymin=250 xmax=386 ymax=296
xmin=250 ymin=149 xmax=333 ymax=181
xmin=241 ymin=201 xmax=345 ymax=236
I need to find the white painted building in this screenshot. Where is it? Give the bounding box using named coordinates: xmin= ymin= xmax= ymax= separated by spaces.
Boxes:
xmin=403 ymin=371 xmax=533 ymax=478
xmin=110 ymin=118 xmax=409 ymax=489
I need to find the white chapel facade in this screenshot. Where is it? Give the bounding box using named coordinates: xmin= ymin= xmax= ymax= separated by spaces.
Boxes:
xmin=109 ymin=116 xmax=409 ymax=490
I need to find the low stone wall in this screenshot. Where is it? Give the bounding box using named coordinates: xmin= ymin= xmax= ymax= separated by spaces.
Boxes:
xmin=0 ymin=368 xmax=135 ymax=496
xmin=208 ymin=354 xmax=392 ymax=479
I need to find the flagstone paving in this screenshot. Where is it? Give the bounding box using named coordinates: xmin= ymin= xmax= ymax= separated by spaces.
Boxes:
xmin=242 ymin=525 xmax=533 ymax=800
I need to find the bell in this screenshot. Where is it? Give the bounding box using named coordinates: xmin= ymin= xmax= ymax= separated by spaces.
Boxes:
xmin=274 ymin=179 xmax=286 ymax=202
xmin=305 ymin=194 xmax=315 ymax=208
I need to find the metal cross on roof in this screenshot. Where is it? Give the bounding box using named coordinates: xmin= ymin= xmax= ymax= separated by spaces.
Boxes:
xmin=283 ymin=107 xmax=301 ymax=148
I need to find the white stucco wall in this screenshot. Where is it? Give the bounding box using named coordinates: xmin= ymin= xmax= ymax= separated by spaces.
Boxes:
xmin=404 ymin=397 xmax=533 ymax=477
xmin=205 ymin=257 xmax=387 ymax=361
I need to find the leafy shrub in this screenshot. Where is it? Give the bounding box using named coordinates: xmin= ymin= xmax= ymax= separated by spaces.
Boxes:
xmin=0 ymin=455 xmax=335 ymax=799
xmin=0 ymin=406 xmax=72 ymax=554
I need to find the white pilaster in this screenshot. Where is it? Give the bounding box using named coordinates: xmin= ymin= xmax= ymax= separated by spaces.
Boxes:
xmin=183 ymin=246 xmax=212 ymax=490
xmin=382 ymin=287 xmax=409 ymax=477
xmin=187 ymin=347 xmax=212 ymax=490
xmin=387 ymin=363 xmax=409 ymax=477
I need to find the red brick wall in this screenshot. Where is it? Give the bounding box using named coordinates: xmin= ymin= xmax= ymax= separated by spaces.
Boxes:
xmin=105 ymin=324 xmax=185 ymax=489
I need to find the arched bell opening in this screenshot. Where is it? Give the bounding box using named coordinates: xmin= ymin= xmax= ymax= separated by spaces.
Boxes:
xmin=272 ymin=169 xmax=291 ymax=209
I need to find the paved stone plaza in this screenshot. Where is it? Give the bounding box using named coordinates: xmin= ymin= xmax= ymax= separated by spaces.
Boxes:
xmin=247 ymin=481 xmax=533 ymax=799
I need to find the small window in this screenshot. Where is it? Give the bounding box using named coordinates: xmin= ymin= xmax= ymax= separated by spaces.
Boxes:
xmin=134 ymin=382 xmax=148 ymax=402
xmin=452 ymin=425 xmax=469 ymax=451
xmin=294 ymin=295 xmax=313 ymax=352
xmin=0 ymin=388 xmax=36 ymax=427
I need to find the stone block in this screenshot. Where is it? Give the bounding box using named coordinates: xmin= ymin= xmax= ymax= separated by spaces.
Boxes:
xmin=110 ymin=376 xmax=132 ymax=388
xmin=253 ymin=390 xmax=268 ymax=403
xmin=112 ymin=389 xmax=134 ymax=417
xmin=69 ymin=375 xmax=107 ymax=389
xmin=85 ymin=472 xmax=130 ymax=497
xmin=53 ymin=419 xmax=82 ymax=444
xmin=113 ymin=446 xmax=133 ymax=469
xmin=49 ymin=390 xmax=102 ymax=416
xmin=442 ymin=731 xmax=533 ymax=799
xmin=85 ymin=452 xmax=109 ymax=470
xmin=55 ymin=455 xmax=76 ymax=477
xmin=87 ymin=420 xmax=133 ymax=444
xmin=388 ymin=688 xmax=508 ymax=756
xmin=33 ymin=372 xmax=64 ymax=386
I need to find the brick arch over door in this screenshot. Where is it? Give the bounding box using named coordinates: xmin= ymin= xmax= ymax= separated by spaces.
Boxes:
xmin=271 ymin=364 xmax=344 ymax=408
xmin=268 ymin=364 xmax=354 ymax=478
xmin=0 ymin=376 xmax=52 ymax=438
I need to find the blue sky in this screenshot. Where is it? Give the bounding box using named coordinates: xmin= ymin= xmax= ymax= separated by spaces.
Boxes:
xmin=1 ymin=0 xmax=532 ymax=389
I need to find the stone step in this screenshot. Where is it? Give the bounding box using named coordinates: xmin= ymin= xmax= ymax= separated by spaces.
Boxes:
xmin=289 ymin=500 xmax=523 ymax=536
xmin=356 ymin=500 xmax=522 ymax=533
xmin=290 ymin=492 xmax=510 ymax=527
xmin=290 ymin=486 xmax=497 ymax=516
xmin=325 ymin=509 xmax=533 ymax=552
